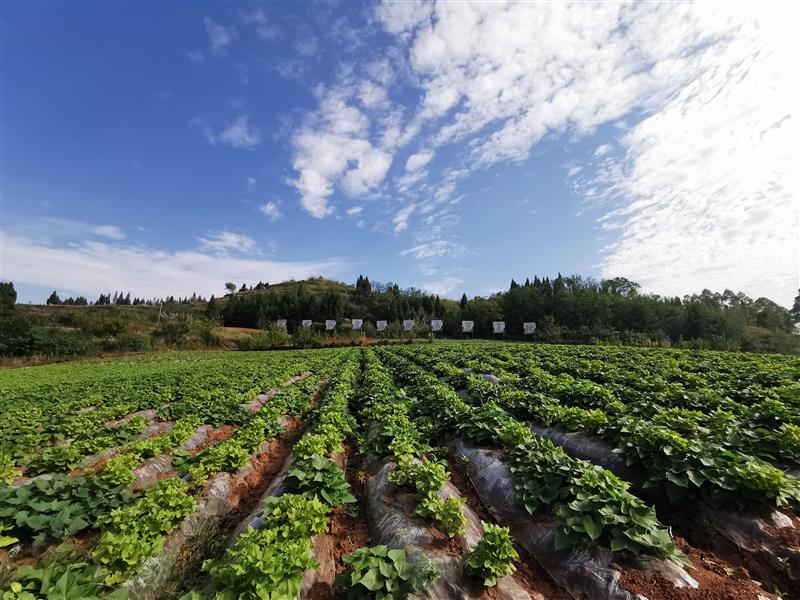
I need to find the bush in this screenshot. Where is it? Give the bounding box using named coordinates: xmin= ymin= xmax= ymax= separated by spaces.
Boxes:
xmin=0 ymin=316 xmax=36 ymax=356
xmin=292 ymin=327 xmax=322 ymax=347
xmin=153 ymin=314 xmax=192 ymax=347
xmin=116 ymin=332 xmax=151 ymax=352
xmin=237 ymin=329 xmax=291 ymax=350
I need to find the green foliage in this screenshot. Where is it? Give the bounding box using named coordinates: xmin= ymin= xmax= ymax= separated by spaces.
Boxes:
xmin=93 ymin=477 xmax=196 ymax=584
xmin=236 ymin=329 xmax=292 ymax=350
xmin=261 ymin=493 xmax=329 ymax=540
xmin=339 ymin=546 xmax=439 ymax=600
xmin=159 ymin=391 xmax=250 ymax=426
xmin=27 ymin=418 xmax=147 ymax=475
xmin=508 ymin=439 xmax=677 ymax=558
xmin=293 ymin=433 xmax=342 ymax=461
xmin=0 ymin=453 xmax=16 ymax=485
xmin=206 ymin=527 xmax=316 ymax=600
xmin=415 ymin=493 xmax=466 ymax=538
xmin=286 ymin=455 xmax=356 ymax=506
xmin=202 ymin=493 xmax=331 ymax=600
xmin=388 ymin=458 xmax=448 ymax=495
xmin=0 ymin=476 xmax=133 ymax=548
xmin=9 ymin=557 xmax=128 ymax=600
xmin=0 ymin=522 xmax=17 ymax=547
xmin=464 ymin=522 xmax=518 ymax=586
xmin=100 ymin=417 xmax=201 ymax=485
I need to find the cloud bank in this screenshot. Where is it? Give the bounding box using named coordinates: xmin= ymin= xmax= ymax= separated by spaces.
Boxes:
xmin=2 ymin=221 xmax=348 ymax=300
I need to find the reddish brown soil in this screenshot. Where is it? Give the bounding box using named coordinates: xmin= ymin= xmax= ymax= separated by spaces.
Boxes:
xmin=446 ymin=456 xmax=571 ymax=600
xmin=330 ymin=447 xmax=372 ymax=571
xmin=619 ymin=538 xmax=777 ymax=600
xmin=192 ymin=424 xmax=237 ymax=454
xmin=328 ymin=505 xmax=372 ymax=570
xmin=305 ymin=581 xmax=333 ymax=600
xmin=329 ymin=448 xmax=373 ymax=600
xmin=766 ymin=523 xmax=800 ymax=549
xmin=427 ymin=527 xmax=467 ymax=557
xmin=226 ymin=418 xmax=303 ymax=511
xmin=665 ymin=510 xmax=795 ymax=598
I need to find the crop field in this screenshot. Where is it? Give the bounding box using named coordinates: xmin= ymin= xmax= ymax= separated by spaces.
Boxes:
xmin=1 ymin=342 xmax=799 ymax=600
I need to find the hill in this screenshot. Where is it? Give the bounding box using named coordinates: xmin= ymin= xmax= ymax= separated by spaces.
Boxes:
xmin=1 ymin=275 xmax=798 ymax=362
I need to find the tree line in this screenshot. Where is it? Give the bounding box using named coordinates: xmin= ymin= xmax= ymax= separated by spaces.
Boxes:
xmin=212 ymin=275 xmax=799 ymax=353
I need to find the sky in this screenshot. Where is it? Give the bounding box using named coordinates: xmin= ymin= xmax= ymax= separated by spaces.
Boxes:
xmin=2 ymin=1 xmax=798 ymax=306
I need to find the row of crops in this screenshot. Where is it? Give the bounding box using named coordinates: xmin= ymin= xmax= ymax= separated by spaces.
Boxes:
xmin=1 ymin=342 xmax=799 ymax=600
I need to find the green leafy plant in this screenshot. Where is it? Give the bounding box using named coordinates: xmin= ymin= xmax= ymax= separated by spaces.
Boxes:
xmin=205 ymin=527 xmax=316 ymax=600
xmin=464 ymin=522 xmax=518 ymax=586
xmin=202 ymin=492 xmax=331 ymax=600
xmin=93 ymin=477 xmax=196 ymax=584
xmin=286 ymin=455 xmax=356 ymax=506
xmin=415 ymin=493 xmax=466 ymax=538
xmin=339 ymin=545 xmax=439 ymax=600
xmin=0 ymin=476 xmax=133 ymax=548
xmin=0 ymin=522 xmax=17 ymax=547
xmin=261 ymin=493 xmax=329 ymax=540
xmin=9 ymin=559 xmax=129 ymax=600
xmin=1 ymin=452 xmax=16 ymax=484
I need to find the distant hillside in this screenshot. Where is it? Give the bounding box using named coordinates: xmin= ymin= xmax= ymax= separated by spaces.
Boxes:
xmin=222 ymin=277 xmax=355 ymax=300
xmin=1 ymin=275 xmax=798 ymax=360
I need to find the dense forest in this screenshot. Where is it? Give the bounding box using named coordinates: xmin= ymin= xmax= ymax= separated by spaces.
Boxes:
xmin=1 ymin=275 xmax=799 ymax=359
xmin=214 ymin=275 xmax=799 ymax=353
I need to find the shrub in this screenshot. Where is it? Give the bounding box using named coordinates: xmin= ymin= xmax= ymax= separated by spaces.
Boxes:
xmin=237 ymin=329 xmax=291 ymax=350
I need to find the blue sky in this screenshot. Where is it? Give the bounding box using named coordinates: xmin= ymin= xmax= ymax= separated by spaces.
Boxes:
xmin=2 ymin=2 xmax=797 ymax=305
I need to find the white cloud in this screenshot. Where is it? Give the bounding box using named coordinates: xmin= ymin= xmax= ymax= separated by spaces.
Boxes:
xmin=204 ymin=17 xmax=237 ymax=52
xmin=198 ymin=231 xmax=258 ymax=256
xmin=295 ymin=36 xmax=318 ymax=58
xmin=594 ymin=144 xmax=612 ymax=157
xmin=200 ymin=116 xmax=261 ymax=150
xmin=368 ymin=1 xmax=797 ymax=303
xmin=247 ymin=176 xmax=257 ymax=192
xmin=405 ymin=149 xmax=434 ymax=172
xmin=393 ymin=204 xmax=416 ymax=232
xmin=416 ymin=275 xmax=463 ymax=297
xmin=277 ymin=2 xmax=797 ymax=304
xmin=400 ymin=240 xmax=465 ymax=260
xmin=346 ymin=206 xmax=363 ymax=217
xmin=186 ymin=50 xmax=205 ymax=64
xmin=3 ymin=235 xmax=346 ymax=300
xmin=289 ymin=89 xmax=393 ymax=218
xmin=5 ymin=217 xmax=126 ymax=242
xmin=596 ymin=5 xmax=799 ymax=306
xmin=259 ymin=201 xmax=282 ymax=221
xmin=238 ymin=8 xmax=280 ymax=40
xmin=375 ymin=0 xmax=433 ymax=35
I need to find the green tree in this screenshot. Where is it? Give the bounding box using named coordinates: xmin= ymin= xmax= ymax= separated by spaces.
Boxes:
xmin=225 ymin=282 xmax=236 ymax=294
xmin=46 ymin=291 xmax=62 ymax=305
xmin=791 ymin=289 xmax=800 ymax=326
xmin=0 ymin=282 xmax=16 ymax=313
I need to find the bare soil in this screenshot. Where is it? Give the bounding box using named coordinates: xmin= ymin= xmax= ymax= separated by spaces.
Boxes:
xmin=446 ymin=455 xmax=571 ymax=600
xmin=619 ymin=538 xmax=777 ymax=600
